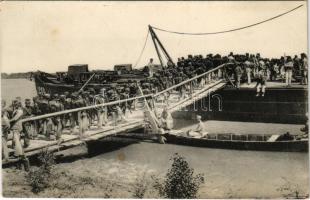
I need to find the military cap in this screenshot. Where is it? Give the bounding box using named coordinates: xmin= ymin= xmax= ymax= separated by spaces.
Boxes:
xmin=71 ymin=92 xmax=78 ymax=98
xmin=259 ymin=60 xmax=265 ymax=66
xmin=228 ymin=56 xmax=235 ymax=61
xmin=33 ymin=96 xmax=39 ymax=101
xmin=44 ymin=93 xmax=51 ymax=99
xmin=244 ymin=61 xmax=251 ymax=66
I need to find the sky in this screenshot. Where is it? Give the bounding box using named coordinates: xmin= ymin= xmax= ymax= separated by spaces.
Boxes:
xmin=0 ymin=1 xmax=308 ymax=73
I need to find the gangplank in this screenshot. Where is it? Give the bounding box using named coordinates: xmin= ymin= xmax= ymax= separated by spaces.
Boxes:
xmin=2 ymin=64 xmax=228 ymax=165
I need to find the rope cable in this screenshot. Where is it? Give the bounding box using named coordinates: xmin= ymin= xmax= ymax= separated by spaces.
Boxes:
xmin=133 ymin=31 xmax=150 ymax=68
xmin=151 ymin=4 xmax=303 ymax=35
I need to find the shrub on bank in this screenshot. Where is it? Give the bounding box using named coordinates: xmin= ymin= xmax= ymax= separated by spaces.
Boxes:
xmin=26 ymin=149 xmax=55 ymax=193
xmin=153 ymin=153 xmax=205 ymax=199
xmin=133 ymin=172 xmax=148 ymax=198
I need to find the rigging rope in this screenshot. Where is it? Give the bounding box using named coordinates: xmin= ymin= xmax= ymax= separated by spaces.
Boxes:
xmin=151 ymin=4 xmax=303 ymax=35
xmin=134 ymin=31 xmax=150 ymax=68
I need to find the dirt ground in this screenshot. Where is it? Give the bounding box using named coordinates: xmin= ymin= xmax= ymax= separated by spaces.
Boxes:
xmin=2 ymin=158 xmax=160 ymax=198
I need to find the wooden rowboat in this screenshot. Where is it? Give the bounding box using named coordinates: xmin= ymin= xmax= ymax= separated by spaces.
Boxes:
xmin=164 ymin=131 xmax=308 ymax=152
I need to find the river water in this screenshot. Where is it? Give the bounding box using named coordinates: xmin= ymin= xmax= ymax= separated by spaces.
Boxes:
xmin=1 ymin=79 xmax=309 ymax=198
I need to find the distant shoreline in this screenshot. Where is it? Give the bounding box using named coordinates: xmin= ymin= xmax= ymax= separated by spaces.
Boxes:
xmin=1 ymin=72 xmax=32 ymax=79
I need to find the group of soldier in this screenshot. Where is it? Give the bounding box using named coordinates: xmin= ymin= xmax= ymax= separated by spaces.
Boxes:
xmin=1 ymin=85 xmax=145 ymax=161
xmin=150 ymin=52 xmax=308 ymax=97
xmin=2 ymin=52 xmax=308 ymax=161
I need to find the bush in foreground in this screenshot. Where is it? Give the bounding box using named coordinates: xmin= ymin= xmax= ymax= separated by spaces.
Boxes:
xmin=153 ymin=153 xmax=204 ymax=199
xmin=26 ymin=149 xmax=55 ymax=193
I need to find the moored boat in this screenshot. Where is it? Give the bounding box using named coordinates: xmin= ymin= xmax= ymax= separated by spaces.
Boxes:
xmin=164 ymin=131 xmax=308 ymax=152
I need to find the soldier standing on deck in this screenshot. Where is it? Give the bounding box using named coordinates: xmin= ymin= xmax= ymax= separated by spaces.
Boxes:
xmin=244 ymin=61 xmax=252 ymax=85
xmin=256 ymin=64 xmax=267 ymax=97
xmin=234 ymin=64 xmax=243 ymax=89
xmin=147 ymin=58 xmax=154 ymax=78
xmin=284 ymin=56 xmax=294 ymax=86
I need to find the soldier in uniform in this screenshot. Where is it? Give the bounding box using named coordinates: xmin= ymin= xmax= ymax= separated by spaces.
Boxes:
xmin=48 ymin=94 xmax=63 ymax=140
xmin=95 ymin=88 xmax=108 ymax=128
xmin=256 ymin=63 xmax=267 ymax=97
xmin=244 ymin=61 xmax=252 ymax=85
xmin=284 ymin=56 xmax=294 ymax=86
xmin=10 ymin=101 xmax=25 ymax=157
xmin=38 ymin=93 xmax=50 ymax=136
xmin=22 ymin=99 xmax=34 ymax=146
xmin=2 ymin=100 xmax=10 ymax=161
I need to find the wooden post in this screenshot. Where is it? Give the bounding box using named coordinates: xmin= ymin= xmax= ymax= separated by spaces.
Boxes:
xmin=78 ymin=111 xmax=83 ymax=138
xmin=97 ymin=109 xmax=103 ymax=129
xmin=103 ymin=106 xmax=107 ymax=126
xmin=189 ymin=82 xmax=193 ymax=96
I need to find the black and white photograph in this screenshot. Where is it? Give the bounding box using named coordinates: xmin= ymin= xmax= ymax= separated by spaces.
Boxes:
xmin=0 ymin=1 xmax=309 ymax=198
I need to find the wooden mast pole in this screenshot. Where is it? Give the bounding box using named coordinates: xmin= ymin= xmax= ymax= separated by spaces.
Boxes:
xmin=148 ymin=25 xmax=176 ymax=67
xmin=149 ymin=25 xmax=164 ymax=67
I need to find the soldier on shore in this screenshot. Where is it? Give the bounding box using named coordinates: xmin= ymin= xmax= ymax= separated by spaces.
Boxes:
xmin=2 ymin=100 xmax=10 ymax=161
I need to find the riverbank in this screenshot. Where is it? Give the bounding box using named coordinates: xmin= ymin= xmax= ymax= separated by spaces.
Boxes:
xmin=2 ymin=141 xmax=309 ymax=198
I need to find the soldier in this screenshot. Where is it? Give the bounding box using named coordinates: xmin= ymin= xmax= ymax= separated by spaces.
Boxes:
xmin=244 ymin=61 xmax=252 ymax=85
xmin=187 ymin=115 xmax=207 ymax=138
xmin=301 ymin=53 xmax=308 ymax=85
xmin=22 ymin=99 xmax=34 ymax=146
xmin=160 ymin=106 xmax=174 ymax=130
xmin=49 ymin=94 xmax=63 ymax=140
xmin=95 ymin=88 xmax=108 ymax=128
xmin=284 ymin=56 xmax=294 ymax=86
xmin=146 ymin=58 xmax=155 ymax=78
xmin=74 ymin=93 xmax=88 ymax=134
xmin=256 ymin=65 xmax=267 ymax=97
xmin=69 ymin=92 xmax=80 ymax=131
xmin=37 ymin=93 xmax=50 ymax=136
xmin=9 ymin=101 xmax=25 ymax=158
xmin=2 ymin=100 xmax=10 ymax=161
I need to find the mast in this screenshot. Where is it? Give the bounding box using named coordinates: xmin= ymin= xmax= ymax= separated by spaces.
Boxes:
xmin=148 ymin=25 xmax=176 ymax=67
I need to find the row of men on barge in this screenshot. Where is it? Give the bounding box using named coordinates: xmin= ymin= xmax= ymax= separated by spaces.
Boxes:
xmin=2 ymin=52 xmax=308 ymax=162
